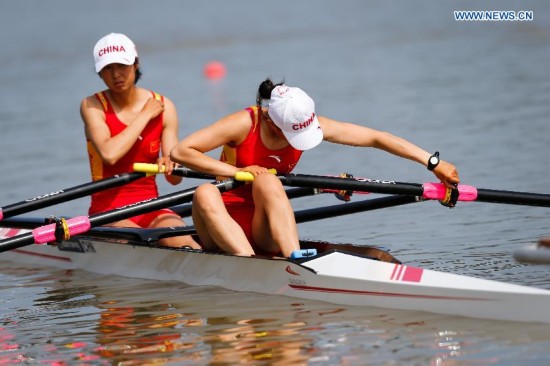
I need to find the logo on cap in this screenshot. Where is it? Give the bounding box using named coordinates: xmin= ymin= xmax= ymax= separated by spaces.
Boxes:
xmin=292 ymin=113 xmax=316 ymax=131
xmin=98 ymin=45 xmax=127 ymax=57
xmin=274 ymin=85 xmax=290 ymax=96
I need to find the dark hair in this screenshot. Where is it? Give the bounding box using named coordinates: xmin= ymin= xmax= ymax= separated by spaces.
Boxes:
xmin=256 ymin=78 xmax=285 ymax=108
xmin=135 ymin=66 xmax=142 ymax=84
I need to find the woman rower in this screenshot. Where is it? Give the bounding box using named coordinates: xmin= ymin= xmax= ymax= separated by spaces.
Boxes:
xmin=170 ymin=78 xmax=460 ymax=257
xmin=80 ymin=33 xmax=199 ymax=249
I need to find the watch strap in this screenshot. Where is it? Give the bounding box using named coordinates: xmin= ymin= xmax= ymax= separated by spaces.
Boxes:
xmin=427 ymin=151 xmax=440 ymax=171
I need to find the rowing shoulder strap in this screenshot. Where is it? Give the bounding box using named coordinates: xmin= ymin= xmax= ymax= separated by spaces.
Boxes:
xmin=152 ymin=91 xmax=163 ymax=101
xmin=95 ymin=92 xmax=109 ymax=112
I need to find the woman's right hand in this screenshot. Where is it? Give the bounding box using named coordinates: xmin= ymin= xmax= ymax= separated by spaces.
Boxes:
xmin=238 ymin=165 xmax=270 ymax=178
xmin=141 ymin=97 xmax=165 ymax=120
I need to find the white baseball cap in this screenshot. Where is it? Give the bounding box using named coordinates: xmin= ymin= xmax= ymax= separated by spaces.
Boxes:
xmin=268 ymin=85 xmax=323 ymax=151
xmin=93 ymin=33 xmax=138 ymax=73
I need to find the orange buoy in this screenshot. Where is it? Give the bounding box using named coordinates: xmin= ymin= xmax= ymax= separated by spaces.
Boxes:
xmin=203 ymin=61 xmax=226 ymax=80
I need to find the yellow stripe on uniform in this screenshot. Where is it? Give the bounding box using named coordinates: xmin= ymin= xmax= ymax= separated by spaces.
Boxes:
xmin=95 ymin=92 xmax=109 ymax=112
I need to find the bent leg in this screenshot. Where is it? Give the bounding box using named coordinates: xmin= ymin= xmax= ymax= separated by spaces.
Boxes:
xmin=150 ymin=214 xmax=201 ymax=249
xmin=192 ymin=183 xmax=255 ymax=256
xmin=251 ymin=174 xmax=300 ymax=257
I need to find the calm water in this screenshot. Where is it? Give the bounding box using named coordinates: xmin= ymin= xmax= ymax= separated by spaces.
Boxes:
xmin=1 ymin=0 xmax=549 ymax=364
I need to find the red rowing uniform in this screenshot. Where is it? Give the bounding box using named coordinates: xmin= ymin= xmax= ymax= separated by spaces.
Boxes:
xmin=220 ymin=106 xmax=302 ymax=246
xmin=87 ymin=90 xmax=175 ymax=226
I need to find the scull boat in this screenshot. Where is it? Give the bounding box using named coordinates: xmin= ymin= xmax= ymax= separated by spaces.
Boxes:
xmin=2 ymin=167 xmax=550 ymax=324
xmin=1 ymin=224 xmax=549 ymax=324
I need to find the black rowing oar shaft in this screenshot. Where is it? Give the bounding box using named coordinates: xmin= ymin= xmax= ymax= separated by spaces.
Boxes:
xmin=0 ymin=180 xmax=240 ymax=253
xmin=279 ymin=173 xmax=550 ymax=207
xmin=281 ymin=174 xmax=424 ymax=196
xmin=0 ymin=172 xmax=147 ymax=220
xmin=294 ymin=195 xmax=419 ymax=223
xmin=475 ymin=188 xmax=550 ymax=207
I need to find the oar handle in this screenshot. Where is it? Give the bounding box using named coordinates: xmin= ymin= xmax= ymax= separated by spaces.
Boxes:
xmin=133 ymin=162 xmax=166 ymax=175
xmin=133 ymin=163 xmax=219 ymax=180
xmin=133 ymin=163 xmax=275 ymax=182
xmin=234 ymin=169 xmax=277 ymax=181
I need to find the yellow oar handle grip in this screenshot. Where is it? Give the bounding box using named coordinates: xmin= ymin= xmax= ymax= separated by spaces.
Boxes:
xmin=133 ymin=163 xmax=164 ymax=175
xmin=234 ymin=169 xmax=277 ymax=182
xmin=234 ymin=172 xmax=253 ymax=181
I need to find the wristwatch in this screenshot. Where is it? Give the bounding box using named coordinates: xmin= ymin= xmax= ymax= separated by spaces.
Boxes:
xmin=427 ymin=151 xmax=440 ymax=171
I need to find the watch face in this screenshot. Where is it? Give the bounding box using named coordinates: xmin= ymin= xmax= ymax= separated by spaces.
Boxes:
xmin=430 ymin=156 xmax=439 ymax=164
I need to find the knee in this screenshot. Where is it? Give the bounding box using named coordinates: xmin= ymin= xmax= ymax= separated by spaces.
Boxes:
xmin=193 ymin=184 xmax=224 ymax=212
xmin=252 ymin=173 xmax=285 ymax=199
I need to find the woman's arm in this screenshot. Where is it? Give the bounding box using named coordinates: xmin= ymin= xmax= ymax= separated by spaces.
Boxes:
xmin=80 ymin=95 xmax=163 ymax=165
xmin=319 ymin=116 xmax=459 ymax=187
xmin=170 ymin=109 xmax=254 ymax=178
xmin=160 ymin=97 xmax=183 ymax=185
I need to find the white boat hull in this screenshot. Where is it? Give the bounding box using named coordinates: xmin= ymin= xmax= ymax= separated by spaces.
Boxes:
xmin=1 ymin=227 xmax=549 ymax=324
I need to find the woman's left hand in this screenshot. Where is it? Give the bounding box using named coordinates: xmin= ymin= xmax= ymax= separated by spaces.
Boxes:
xmin=157 ymin=156 xmax=178 ymax=175
xmin=433 ymin=161 xmax=460 ymax=188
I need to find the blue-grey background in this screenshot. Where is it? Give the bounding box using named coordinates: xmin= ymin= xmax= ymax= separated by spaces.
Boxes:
xmin=0 ymin=1 xmax=549 ymax=364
